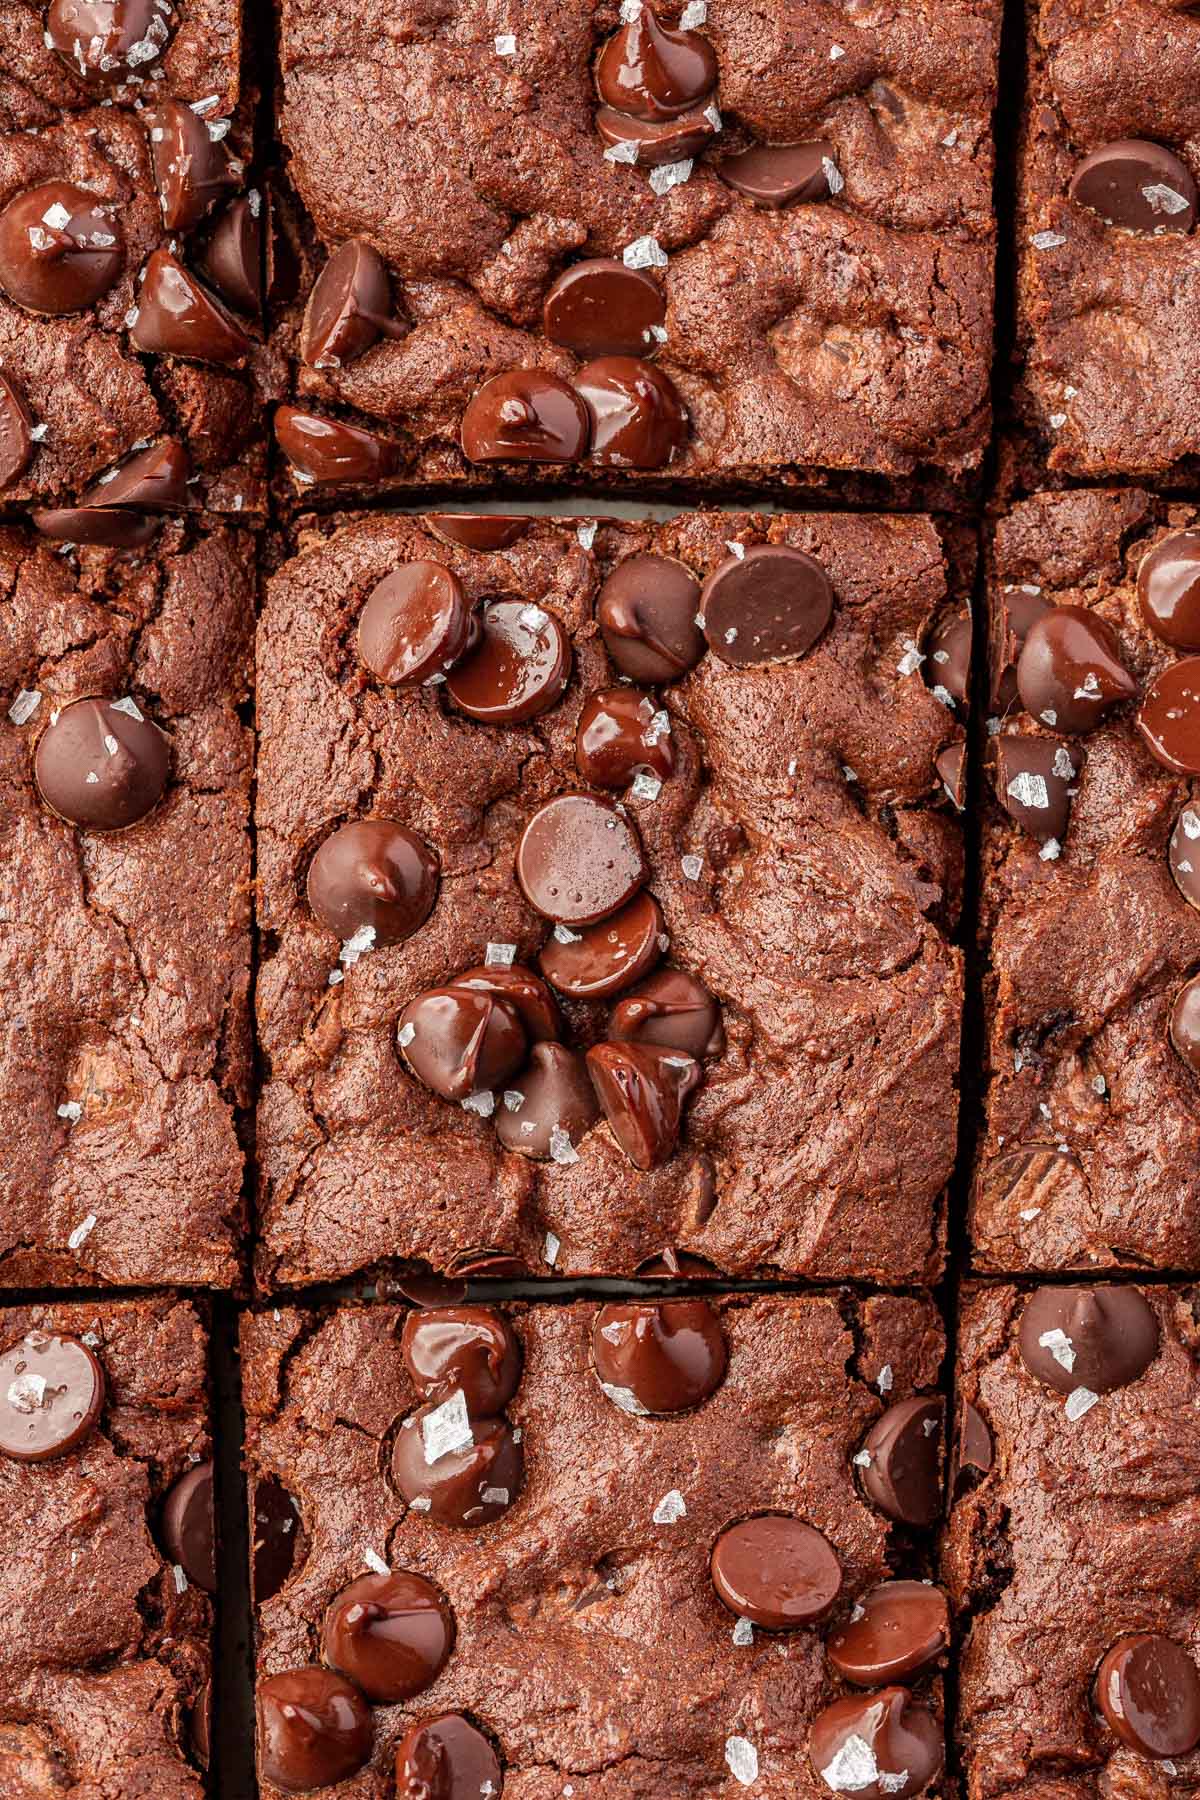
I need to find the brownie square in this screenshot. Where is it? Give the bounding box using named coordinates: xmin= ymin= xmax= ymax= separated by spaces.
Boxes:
xmin=1011 ymin=0 xmax=1200 ymax=488
xmin=243 ymin=1291 xmax=948 ymax=1797
xmin=0 ymin=515 xmax=253 ymax=1286
xmin=944 ymin=1282 xmax=1200 ymax=1798
xmin=975 ymin=489 xmax=1200 ymax=1273
xmin=0 ymin=1296 xmax=213 ymax=1798
xmin=272 ymin=0 xmax=997 ymax=504
xmin=255 ymin=507 xmax=965 ymax=1290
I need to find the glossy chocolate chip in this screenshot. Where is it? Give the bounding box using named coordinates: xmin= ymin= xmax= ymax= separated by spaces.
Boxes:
xmin=0 ymin=370 xmax=34 ymax=488
xmin=0 ymin=183 xmax=123 ymax=314
xmin=1016 ymin=605 xmax=1137 ymax=733
xmin=35 ymin=696 xmax=169 ymax=831
xmin=701 ymin=545 xmax=834 ymax=666
xmin=992 ymin=734 xmax=1077 ymax=843
xmin=592 ymin=1299 xmax=726 ymax=1415
xmin=400 ymin=1307 xmax=522 ymax=1414
xmin=991 ymin=586 xmax=1052 ymax=711
xmin=130 ymin=250 xmax=251 ymax=366
xmin=46 ymin=0 xmax=175 ymax=84
xmin=809 ymin=1690 xmax=944 ymax=1800
xmin=425 ymin=513 xmax=531 ymax=553
xmin=253 ymin=1476 xmax=303 ymax=1603
xmin=609 ymin=967 xmax=723 ymax=1058
xmin=358 ymin=561 xmax=474 ymax=688
xmin=0 ymin=1331 xmax=104 ymax=1461
xmin=1171 ymin=804 xmax=1200 ymax=909
xmin=576 ymin=686 xmax=675 ymax=789
xmin=720 ymin=140 xmax=837 ymax=208
xmin=395 ymin=1714 xmax=502 ymax=1800
xmin=450 ymin=966 xmax=560 ymax=1043
xmin=575 ymin=355 xmax=687 ymax=468
xmin=80 ymin=438 xmax=190 ymax=509
xmin=392 ymin=1405 xmax=523 ymax=1527
xmin=1139 ymin=530 xmax=1200 ymax=651
xmin=710 ymin=1515 xmax=841 ymax=1629
xmin=827 ymin=1581 xmax=951 ymax=1686
xmin=926 ymin=613 xmax=971 ymax=710
xmin=1137 ymin=657 xmax=1200 ymax=773
xmin=445 ymin=600 xmax=571 ymax=724
xmin=1017 ymin=1286 xmax=1158 ymax=1395
xmin=595 ymin=4 xmax=717 ymax=119
xmin=544 ymin=258 xmax=665 ymax=358
xmin=461 ymin=370 xmax=590 ymax=464
xmin=31 ymin=507 xmax=159 ymax=547
xmin=302 ymin=238 xmax=406 ymax=369
xmin=323 ymin=1570 xmax=454 ymax=1704
xmin=146 ymin=100 xmax=238 ymax=232
xmin=594 ymin=105 xmax=718 ymax=167
xmin=950 ymin=1399 xmax=993 ymax=1499
xmin=398 ymin=987 xmax=526 ymax=1102
xmin=935 ymin=742 xmax=966 ymax=810
xmin=539 ymin=890 xmax=665 ymax=1000
xmin=275 ymin=406 xmax=398 ymax=486
xmin=517 ymin=792 xmax=647 ymax=925
xmin=1096 ymin=1634 xmax=1200 ymax=1758
xmin=586 ymin=1039 xmax=699 ymax=1169
xmin=161 ymin=1460 xmax=215 ymax=1592
xmin=1070 ymin=139 xmax=1198 ymax=234
xmin=1170 ymin=973 xmax=1200 ymax=1075
xmin=856 ymin=1397 xmax=943 ymax=1527
xmin=257 ymin=1667 xmax=372 ymax=1794
xmin=201 ymin=195 xmax=263 ymax=315
xmin=307 ymin=819 xmax=438 ymax=946
xmin=597 ymin=553 xmax=704 ymax=683
xmin=494 ymin=1042 xmax=600 ymax=1159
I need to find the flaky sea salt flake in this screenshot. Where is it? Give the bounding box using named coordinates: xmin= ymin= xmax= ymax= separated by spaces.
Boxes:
xmin=601 ymin=1382 xmax=649 ymax=1416
xmin=653 ymin=1488 xmax=686 ymax=1524
xmin=57 ymin=1101 xmax=82 ymax=1123
xmin=829 ymin=42 xmax=846 ymax=60
xmin=421 ymin=1390 xmax=472 ymax=1464
xmin=630 ymin=771 xmax=661 ymax=801
xmin=1142 ymin=182 xmax=1190 ymax=215
xmin=8 ymin=689 xmax=41 ymax=725
xmin=461 ymin=1090 xmax=495 ymax=1118
xmin=877 ymin=1364 xmax=893 ymax=1393
xmin=725 ymin=1737 xmax=759 ymax=1786
xmin=494 ymin=33 xmax=517 ymax=55
xmin=111 ymin=696 xmax=144 ymax=720
xmin=680 ymin=0 xmax=706 ymax=23
xmin=623 ymin=235 xmax=668 ymax=270
xmin=649 ymin=158 xmax=693 ymax=195
xmin=1065 ymin=1386 xmax=1099 ymax=1422
xmin=1007 ymin=771 xmax=1049 ymax=809
xmin=604 ymin=139 xmax=639 ymax=165
xmin=725 ymin=540 xmax=745 ymax=558
xmin=485 ymin=941 xmax=517 ymax=966
xmin=896 ymin=639 xmax=924 ymax=675
xmin=543 ymin=1230 xmax=561 ymax=1266
xmin=577 ymin=522 xmax=598 ymax=549
xmin=68 ymin=1213 xmax=97 ymax=1249
xmin=549 ymin=1126 xmax=579 ymax=1165
xmin=1032 ymin=230 xmax=1067 ymax=249
xmin=363 ymin=1547 xmax=390 ymax=1576
xmin=821 ymin=1733 xmax=880 ymax=1791
xmin=704 ymin=101 xmax=723 ymax=132
xmin=732 ymin=1617 xmax=754 ymax=1646
xmin=1038 ymin=1327 xmax=1075 ymax=1371
xmin=339 ymin=924 xmax=375 ymax=967
xmin=681 ymin=853 xmax=703 ymax=879
xmin=1039 ymin=838 xmax=1061 ymax=861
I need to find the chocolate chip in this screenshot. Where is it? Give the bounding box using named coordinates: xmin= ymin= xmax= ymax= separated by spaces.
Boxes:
xmin=991 ymin=586 xmax=1052 ymax=712
xmin=517 ymin=793 xmax=648 ymax=924
xmin=302 ymin=238 xmax=406 ymax=369
xmin=461 ymin=369 xmax=590 ymax=464
xmin=358 ymin=561 xmax=475 ymax=688
xmin=398 ymin=987 xmax=526 ymax=1102
xmin=609 ymin=967 xmax=724 ymax=1059
xmin=539 ymin=890 xmax=666 ymax=1000
xmin=992 ymin=734 xmax=1076 ymax=843
xmin=701 ymin=545 xmax=834 ymax=666
xmin=445 ymin=599 xmax=571 ymax=724
xmin=495 ymin=1042 xmax=600 ymax=1159
xmin=46 ymin=0 xmax=175 ymax=85
xmin=395 ymin=1715 xmax=502 ymax=1800
xmin=926 ymin=612 xmax=971 ymax=710
xmin=950 ymin=1399 xmax=993 ymax=1499
xmin=1070 ymin=138 xmax=1198 ymax=234
xmin=1017 ymin=1286 xmax=1158 ymax=1395
xmin=1136 ymin=656 xmax=1200 ymax=773
xmin=392 ymin=1405 xmax=523 ymax=1527
xmin=595 ymin=5 xmax=717 ymax=119
xmin=161 ymin=1460 xmax=216 ymax=1593
xmin=130 ymin=250 xmax=252 ymax=366
xmin=809 ymin=1690 xmax=944 ymax=1800
xmin=201 ymin=195 xmax=263 ymax=316
xmin=1016 ymin=604 xmax=1137 ymax=733
xmin=935 ymin=742 xmax=967 ymax=810
xmin=425 ymin=513 xmax=531 ymax=553
xmin=1096 ymin=1634 xmax=1200 ymax=1758
xmin=828 ymin=1581 xmax=951 ymax=1686
xmin=1138 ymin=529 xmax=1200 ymax=651
xmin=80 ymin=438 xmax=190 ymax=509
xmin=594 ymin=105 xmax=718 ymax=167
xmin=592 ymin=1299 xmax=726 ymax=1415
xmin=275 ymin=406 xmax=398 ymax=485
xmin=597 ymin=553 xmax=704 ymax=683
xmin=449 ymin=965 xmax=561 ymax=1043
xmin=31 ymin=508 xmax=159 ymax=548
xmin=257 ymin=1668 xmax=373 ymax=1793
xmin=35 ymin=696 xmax=169 ymax=832
xmin=400 ymin=1307 xmax=522 ymax=1413
xmin=710 ymin=1514 xmax=841 ymax=1629
xmin=323 ymin=1570 xmax=453 ymax=1706
xmin=719 ymin=140 xmax=837 ymax=208
xmin=0 ymin=370 xmax=34 ymax=489
xmin=1170 ymin=803 xmax=1200 ymax=909
xmin=0 ymin=1331 xmax=104 ymax=1461
xmin=856 ymin=1397 xmax=943 ymax=1527
xmin=586 ymin=1039 xmax=700 ymax=1169
xmin=575 ymin=355 xmax=688 ymax=468
xmin=575 ymin=686 xmax=675 ymax=789
xmin=253 ymin=1476 xmax=303 ymax=1603
xmin=1170 ymin=973 xmax=1200 ymax=1075
xmin=306 ymin=819 xmax=438 ymax=946
xmin=0 ymin=182 xmax=123 ymax=315
xmin=145 ymin=99 xmax=238 ymax=232
xmin=544 ymin=258 xmax=666 ymax=358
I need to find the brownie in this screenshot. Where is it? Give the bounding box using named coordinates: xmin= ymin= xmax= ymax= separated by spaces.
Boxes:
xmin=272 ymin=0 xmax=997 ymax=504
xmin=243 ymin=1291 xmax=950 ymax=1797
xmin=975 ymin=488 xmax=1200 ymax=1273
xmin=0 ymin=514 xmax=253 ymax=1286
xmin=255 ymin=507 xmax=965 ymax=1290
xmin=0 ymin=1296 xmax=213 ymax=1798
xmin=1010 ymin=0 xmax=1200 ymax=489
xmin=944 ymin=1281 xmax=1200 ymax=1797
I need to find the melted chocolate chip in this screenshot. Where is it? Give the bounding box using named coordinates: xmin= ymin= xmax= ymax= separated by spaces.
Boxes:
xmin=827 ymin=1580 xmax=951 ymax=1686
xmin=0 ymin=1332 xmax=104 ymax=1461
xmin=306 ymin=819 xmax=438 ymax=946
xmin=710 ymin=1514 xmax=841 ymax=1629
xmin=495 ymin=1042 xmax=600 ymax=1159
xmin=1171 ymin=804 xmax=1200 ymax=909
xmin=1136 ymin=657 xmax=1200 ymax=773
xmin=400 ymin=1307 xmax=522 ymax=1413
xmin=0 ymin=370 xmax=34 ymax=489
xmin=445 ymin=600 xmax=571 ymax=724
xmin=130 ymin=249 xmax=252 ymax=366
xmin=0 ymin=182 xmax=123 ymax=315
xmin=935 ymin=742 xmax=967 ymax=810
xmin=161 ymin=1460 xmax=216 ymax=1592
xmin=586 ymin=1039 xmax=700 ymax=1169
xmin=253 ymin=1476 xmax=303 ymax=1603
xmin=146 ymin=100 xmax=238 ymax=232
xmin=1017 ymin=1286 xmax=1159 ymax=1395
xmin=358 ymin=561 xmax=475 ymax=687
xmin=1070 ymin=139 xmax=1198 ymax=234
xmin=609 ymin=967 xmax=724 ymax=1059
xmin=701 ymin=545 xmax=834 ymax=666
xmin=1096 ymin=1634 xmax=1200 ymax=1759
xmin=856 ymin=1397 xmax=943 ymax=1527
xmin=517 ymin=792 xmax=648 ymax=925
xmin=592 ymin=1299 xmax=726 ymax=1414
xmin=392 ymin=1405 xmax=523 ymax=1527
xmin=950 ymin=1399 xmax=993 ymax=1499
xmin=926 ymin=613 xmax=971 ymax=710
xmin=575 ymin=355 xmax=688 ymax=468
xmin=720 ymin=140 xmax=837 ymax=208
xmin=991 ymin=587 xmax=1052 ymax=711
xmin=1138 ymin=530 xmax=1200 ymax=651
xmin=809 ymin=1690 xmax=944 ymax=1800
xmin=323 ymin=1569 xmax=453 ymax=1705
xmin=46 ymin=0 xmax=175 ymax=85
xmin=1016 ymin=605 xmax=1137 ymax=733
xmin=80 ymin=438 xmax=190 ymax=509
xmin=31 ymin=507 xmax=159 ymax=548
xmin=544 ymin=258 xmax=666 ymax=358
xmin=992 ymin=734 xmax=1077 ymax=843
xmin=275 ymin=406 xmax=398 ymax=486
xmin=539 ymin=890 xmax=666 ymax=1000
xmin=597 ymin=553 xmax=704 ymax=683
xmin=450 ymin=966 xmax=561 ymax=1043
xmin=201 ymin=195 xmax=263 ymax=315
xmin=395 ymin=1714 xmax=502 ymax=1800
xmin=302 ymin=238 xmax=406 ymax=369
xmin=461 ymin=369 xmax=590 ymax=464
xmin=575 ymin=686 xmax=675 ymax=790
xmin=594 ymin=104 xmax=718 ymax=167
xmin=425 ymin=513 xmax=531 ymax=553
xmin=595 ymin=5 xmax=717 ymax=119
xmin=35 ymin=696 xmax=169 ymax=831
xmin=1170 ymin=973 xmax=1200 ymax=1075
xmin=398 ymin=988 xmax=526 ymax=1102
xmin=257 ymin=1667 xmax=373 ymax=1794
